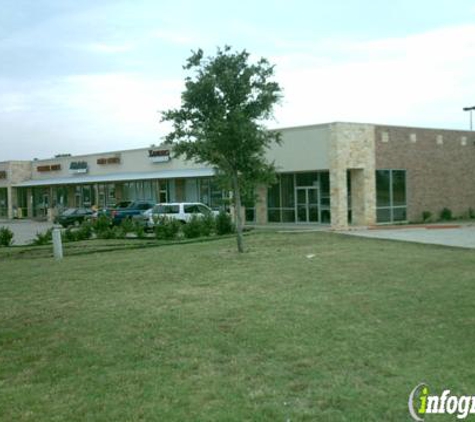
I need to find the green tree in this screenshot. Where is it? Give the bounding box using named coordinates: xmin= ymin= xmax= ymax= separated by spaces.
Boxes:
xmin=162 ymin=46 xmax=282 ymax=252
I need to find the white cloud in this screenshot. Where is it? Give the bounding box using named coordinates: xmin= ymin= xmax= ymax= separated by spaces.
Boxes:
xmin=150 ymin=28 xmax=207 ymax=46
xmin=271 ymin=25 xmax=475 ymax=129
xmin=82 ymin=42 xmax=135 ymax=54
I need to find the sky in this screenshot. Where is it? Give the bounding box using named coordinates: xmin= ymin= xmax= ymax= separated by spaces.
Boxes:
xmin=1 ymin=0 xmax=475 ymax=160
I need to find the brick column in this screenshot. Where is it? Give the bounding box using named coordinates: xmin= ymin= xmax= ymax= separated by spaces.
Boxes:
xmin=350 ymin=169 xmax=376 ymax=226
xmin=330 ymin=168 xmax=348 ymax=230
xmin=7 ymin=186 xmax=13 ymax=219
xmin=255 ymin=184 xmax=268 ymax=225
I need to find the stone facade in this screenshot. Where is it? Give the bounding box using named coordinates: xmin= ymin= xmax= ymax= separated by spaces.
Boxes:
xmin=375 ymin=125 xmax=475 ymax=222
xmin=329 ymin=123 xmax=376 ymax=229
xmin=0 ymin=161 xmax=32 ymax=218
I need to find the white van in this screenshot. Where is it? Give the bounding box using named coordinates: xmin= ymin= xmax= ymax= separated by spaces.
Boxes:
xmin=147 ymin=202 xmax=219 ymax=227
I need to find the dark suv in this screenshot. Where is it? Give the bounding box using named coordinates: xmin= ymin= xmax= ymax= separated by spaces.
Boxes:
xmin=111 ymin=201 xmax=154 ymax=225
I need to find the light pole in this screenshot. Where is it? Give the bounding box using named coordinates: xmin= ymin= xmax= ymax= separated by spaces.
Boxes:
xmin=463 ymin=106 xmax=475 ymax=131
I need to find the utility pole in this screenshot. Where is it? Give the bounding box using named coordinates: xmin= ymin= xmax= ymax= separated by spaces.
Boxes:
xmin=463 ymin=106 xmax=475 ymax=131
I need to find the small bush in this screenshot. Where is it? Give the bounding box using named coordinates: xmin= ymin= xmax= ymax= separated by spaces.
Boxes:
xmin=469 ymin=207 xmax=475 ymax=219
xmin=32 ymin=228 xmax=53 ymax=246
xmin=133 ymin=221 xmax=146 ymax=239
xmin=120 ymin=217 xmax=135 ymax=234
xmin=439 ymin=207 xmax=453 ymax=221
xmin=112 ymin=226 xmax=126 ymax=239
xmin=422 ymin=211 xmax=432 ymax=223
xmin=0 ymin=226 xmax=14 ymax=247
xmin=200 ymin=213 xmax=215 ymax=237
xmin=96 ymin=227 xmax=117 ymax=239
xmin=92 ymin=214 xmax=112 ymax=232
xmin=63 ymin=228 xmax=77 ymax=242
xmin=154 ymin=217 xmax=181 ymax=240
xmin=64 ymin=223 xmax=93 ymax=242
xmin=182 ymin=215 xmax=204 ymax=239
xmin=76 ymin=222 xmax=93 ymax=240
xmin=215 ymin=211 xmax=234 ymax=236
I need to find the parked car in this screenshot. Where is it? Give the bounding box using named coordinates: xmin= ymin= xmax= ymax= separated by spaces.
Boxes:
xmin=111 ymin=201 xmax=155 ymax=225
xmin=92 ymin=201 xmax=132 ymax=219
xmin=147 ymin=202 xmax=219 ymax=228
xmin=56 ymin=208 xmax=94 ymax=227
xmin=132 ymin=208 xmax=154 ymax=230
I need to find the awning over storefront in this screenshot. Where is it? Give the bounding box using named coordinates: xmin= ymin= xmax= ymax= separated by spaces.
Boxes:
xmin=13 ymin=168 xmax=215 ymax=187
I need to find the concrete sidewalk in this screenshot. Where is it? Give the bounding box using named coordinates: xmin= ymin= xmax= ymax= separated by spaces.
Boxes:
xmin=344 ymin=225 xmax=475 ymax=249
xmin=0 ymin=220 xmax=53 ymax=246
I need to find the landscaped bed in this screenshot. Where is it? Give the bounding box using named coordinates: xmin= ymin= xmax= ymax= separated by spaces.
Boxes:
xmin=1 ymin=231 xmax=474 ymax=421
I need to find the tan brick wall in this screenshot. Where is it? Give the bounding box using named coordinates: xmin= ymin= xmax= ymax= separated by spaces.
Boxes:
xmin=375 ymin=126 xmax=475 ymax=222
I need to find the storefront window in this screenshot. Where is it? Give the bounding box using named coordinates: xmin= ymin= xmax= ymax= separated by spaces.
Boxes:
xmin=0 ymin=188 xmax=8 ymax=218
xmin=376 ymin=170 xmax=407 ymax=223
xmin=267 ymin=172 xmax=329 ymax=223
xmin=198 ymin=178 xmax=227 ymax=210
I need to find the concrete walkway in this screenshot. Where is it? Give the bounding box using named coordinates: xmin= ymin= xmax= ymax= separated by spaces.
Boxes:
xmin=0 ymin=219 xmax=53 ymax=246
xmin=344 ymin=225 xmax=475 ymax=249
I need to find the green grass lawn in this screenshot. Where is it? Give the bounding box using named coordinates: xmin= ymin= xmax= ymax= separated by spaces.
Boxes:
xmin=1 ymin=232 xmax=474 ymax=421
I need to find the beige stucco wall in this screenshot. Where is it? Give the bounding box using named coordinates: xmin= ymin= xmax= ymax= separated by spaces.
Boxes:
xmin=29 ymin=146 xmax=205 ymax=181
xmin=13 ymin=124 xmax=331 ymax=185
xmin=266 ymin=124 xmax=331 ymax=172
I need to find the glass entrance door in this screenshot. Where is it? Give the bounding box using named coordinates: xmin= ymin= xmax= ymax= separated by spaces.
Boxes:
xmin=296 ymin=187 xmax=319 ymax=222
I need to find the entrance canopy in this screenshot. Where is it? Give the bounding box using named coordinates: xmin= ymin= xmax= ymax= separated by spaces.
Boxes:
xmin=14 ymin=168 xmax=215 ymax=188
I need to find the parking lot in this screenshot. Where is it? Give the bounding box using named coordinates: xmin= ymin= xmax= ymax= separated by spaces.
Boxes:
xmin=344 ymin=225 xmax=475 ymax=249
xmin=0 ymin=220 xmax=53 ymax=246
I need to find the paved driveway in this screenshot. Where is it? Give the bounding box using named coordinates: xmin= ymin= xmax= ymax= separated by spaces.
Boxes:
xmin=0 ymin=220 xmax=54 ymax=246
xmin=345 ymin=225 xmax=475 ymax=249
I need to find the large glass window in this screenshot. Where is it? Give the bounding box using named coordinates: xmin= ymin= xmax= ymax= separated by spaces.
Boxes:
xmin=0 ymin=188 xmax=8 ymax=218
xmin=267 ymin=172 xmax=330 ymax=223
xmin=198 ymin=178 xmax=227 ymax=210
xmin=376 ymin=170 xmax=407 ymax=223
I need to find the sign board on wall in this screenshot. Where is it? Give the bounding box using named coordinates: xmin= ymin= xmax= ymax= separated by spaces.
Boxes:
xmin=148 ymin=149 xmax=170 ymax=163
xmin=37 ymin=164 xmax=61 ymax=172
xmin=69 ymin=161 xmax=88 ymax=174
xmin=97 ymin=156 xmax=121 ymax=165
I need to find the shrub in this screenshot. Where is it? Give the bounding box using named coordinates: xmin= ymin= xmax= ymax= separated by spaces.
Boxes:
xmin=92 ymin=214 xmax=112 ymax=232
xmin=0 ymin=226 xmax=14 ymax=247
xmin=76 ymin=222 xmax=93 ymax=240
xmin=422 ymin=211 xmax=432 ymax=223
xmin=120 ymin=217 xmax=135 ymax=234
xmin=133 ymin=221 xmax=146 ymax=239
xmin=32 ymin=228 xmax=53 ymax=246
xmin=469 ymin=207 xmax=475 ymax=219
xmin=63 ymin=228 xmax=77 ymax=242
xmin=200 ymin=213 xmax=215 ymax=237
xmin=154 ymin=217 xmax=181 ymax=240
xmin=112 ymin=226 xmax=125 ymax=239
xmin=439 ymin=207 xmax=453 ymax=221
xmin=215 ymin=211 xmax=234 ymax=235
xmin=96 ymin=227 xmax=117 ymax=239
xmin=182 ymin=215 xmax=204 ymax=239
xmin=64 ymin=222 xmax=93 ymax=242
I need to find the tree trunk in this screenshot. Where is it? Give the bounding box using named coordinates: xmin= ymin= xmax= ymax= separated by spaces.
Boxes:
xmin=232 ymin=174 xmax=244 ymax=253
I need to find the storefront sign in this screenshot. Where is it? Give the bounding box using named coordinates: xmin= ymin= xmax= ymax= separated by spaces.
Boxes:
xmin=69 ymin=161 xmax=88 ymax=174
xmin=37 ymin=164 xmax=61 ymax=172
xmin=148 ymin=149 xmax=170 ymax=163
xmin=97 ymin=156 xmax=121 ymax=165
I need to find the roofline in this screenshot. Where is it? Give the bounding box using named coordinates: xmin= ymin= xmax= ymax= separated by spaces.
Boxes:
xmin=3 ymin=121 xmax=474 ymax=164
xmin=32 ymin=144 xmax=169 ymax=163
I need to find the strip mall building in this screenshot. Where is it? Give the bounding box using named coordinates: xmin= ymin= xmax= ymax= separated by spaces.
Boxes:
xmin=1 ymin=122 xmax=474 ymax=229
